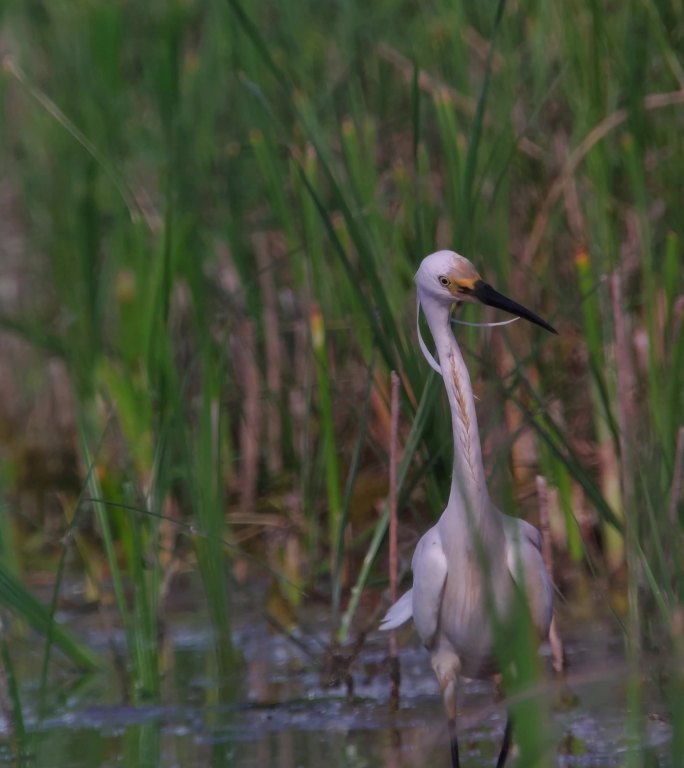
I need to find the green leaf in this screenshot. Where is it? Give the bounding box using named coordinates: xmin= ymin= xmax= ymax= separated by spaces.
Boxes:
xmin=0 ymin=562 xmax=100 ymax=672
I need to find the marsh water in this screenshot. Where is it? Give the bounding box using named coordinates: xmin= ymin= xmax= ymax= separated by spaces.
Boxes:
xmin=1 ymin=579 xmax=672 ymax=768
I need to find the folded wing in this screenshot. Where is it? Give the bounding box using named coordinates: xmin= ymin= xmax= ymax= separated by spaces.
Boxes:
xmin=411 ymin=526 xmax=448 ymax=648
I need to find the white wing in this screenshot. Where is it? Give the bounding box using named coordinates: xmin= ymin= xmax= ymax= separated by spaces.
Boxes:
xmin=411 ymin=526 xmax=448 ymax=649
xmin=504 ymin=517 xmax=553 ymax=638
xmin=379 ymin=589 xmax=413 ymax=631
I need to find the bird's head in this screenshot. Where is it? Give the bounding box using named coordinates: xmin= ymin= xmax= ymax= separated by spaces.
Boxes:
xmin=415 ymin=250 xmax=557 ymax=334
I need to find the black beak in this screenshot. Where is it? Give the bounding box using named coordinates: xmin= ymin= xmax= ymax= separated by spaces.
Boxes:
xmin=471 ymin=280 xmax=557 ymax=334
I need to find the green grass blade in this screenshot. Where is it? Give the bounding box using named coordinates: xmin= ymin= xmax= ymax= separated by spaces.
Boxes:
xmin=458 ymin=0 xmax=507 ymax=235
xmin=0 ymin=563 xmax=99 ymax=672
xmin=0 ymin=633 xmax=25 ymax=739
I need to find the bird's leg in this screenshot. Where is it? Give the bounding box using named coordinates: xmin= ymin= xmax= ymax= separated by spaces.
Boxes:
xmin=549 ymin=615 xmax=565 ymax=676
xmin=442 ymin=677 xmax=459 ymax=768
xmin=433 ymin=654 xmax=461 ymax=768
xmin=448 ymin=716 xmax=460 ymax=768
xmin=495 ymin=716 xmax=512 ymax=768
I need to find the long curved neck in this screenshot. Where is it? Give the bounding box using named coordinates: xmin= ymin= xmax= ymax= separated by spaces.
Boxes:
xmin=421 ymin=296 xmax=488 ymax=516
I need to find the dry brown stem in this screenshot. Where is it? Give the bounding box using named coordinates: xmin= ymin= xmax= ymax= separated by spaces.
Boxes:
xmin=237 ymin=318 xmax=261 ymax=515
xmin=524 ymin=89 xmax=684 ymax=266
xmin=669 ymin=426 xmax=684 ymax=526
xmin=254 ymin=232 xmax=283 ymax=476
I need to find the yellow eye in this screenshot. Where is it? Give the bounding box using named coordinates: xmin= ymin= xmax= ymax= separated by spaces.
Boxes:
xmin=439 ymin=276 xmax=450 ymax=287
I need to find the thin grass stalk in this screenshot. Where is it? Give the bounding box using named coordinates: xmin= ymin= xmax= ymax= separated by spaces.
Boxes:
xmin=292 ymin=311 xmax=318 ymax=562
xmin=388 ymin=371 xmax=400 ymax=711
xmin=410 ymin=61 xmax=426 ymax=254
xmin=610 ymin=271 xmax=643 ymax=766
xmin=255 ymin=233 xmax=283 ymax=477
xmin=250 ymin=130 xmax=296 ymax=244
xmin=79 ymin=424 xmax=137 ymax=678
xmin=638 ymin=468 xmax=674 ymax=614
xmin=536 ymin=475 xmax=564 ymax=675
xmin=457 ymin=0 xmax=507 ymax=242
xmin=663 ymin=233 xmax=680 ymax=330
xmin=33 ymin=413 xmax=111 ymax=708
xmin=124 ymin=429 xmax=164 ymax=699
xmin=292 ymin=145 xmax=324 ymax=304
xmin=123 ymin=720 xmax=161 ymax=768
xmin=291 ymin=145 xmax=335 ymax=542
xmin=669 ymin=427 xmax=684 ymax=526
xmin=0 ymin=563 xmax=100 ymax=675
xmin=538 ymin=437 xmax=584 ymax=563
xmin=0 ymin=626 xmax=23 ymax=742
xmin=497 ymin=605 xmax=552 ymax=767
xmin=536 ymin=475 xmax=553 ymax=581
xmin=224 ymin=0 xmax=289 ymax=91
xmin=340 ymin=117 xmax=375 ymax=213
xmin=556 ymin=465 xmax=584 ymax=563
xmin=660 ymin=240 xmax=684 ymax=468
xmin=126 ymin=485 xmax=161 ymax=701
xmin=622 ymin=133 xmax=673 ymax=471
xmin=192 ymin=383 xmax=238 ymax=693
xmin=1 ymin=56 xmax=145 ymax=225
xmin=575 ymin=250 xmax=624 ymax=571
xmin=433 ymin=90 xmax=463 ymax=227
xmin=389 ymin=371 xmax=400 ymax=609
xmin=0 ymin=499 xmax=19 ymax=581
xmin=332 ymin=354 xmax=376 ymax=620
xmin=671 ymin=604 xmax=684 ymax=765
xmin=237 ymin=318 xmax=261 ymax=515
xmin=310 ymin=305 xmax=342 ymax=590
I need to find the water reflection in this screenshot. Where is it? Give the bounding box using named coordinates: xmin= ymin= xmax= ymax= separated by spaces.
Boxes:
xmin=0 ymin=597 xmax=673 ymax=767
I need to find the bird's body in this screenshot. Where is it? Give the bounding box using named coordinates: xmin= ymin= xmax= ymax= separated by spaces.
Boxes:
xmin=380 ymin=250 xmax=555 ymax=766
xmin=384 ymin=503 xmax=552 ymax=679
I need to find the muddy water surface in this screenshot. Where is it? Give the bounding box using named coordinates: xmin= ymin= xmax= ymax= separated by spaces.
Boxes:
xmin=0 ymin=583 xmax=672 ymax=767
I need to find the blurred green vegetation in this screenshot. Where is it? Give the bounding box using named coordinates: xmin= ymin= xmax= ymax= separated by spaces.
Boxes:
xmin=0 ymin=0 xmax=682 ymax=762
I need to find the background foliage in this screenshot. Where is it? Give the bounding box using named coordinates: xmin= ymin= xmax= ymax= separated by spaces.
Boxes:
xmin=0 ymin=0 xmax=683 ymax=762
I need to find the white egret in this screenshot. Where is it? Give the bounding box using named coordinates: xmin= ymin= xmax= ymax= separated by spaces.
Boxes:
xmin=380 ymin=250 xmax=556 ymax=767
